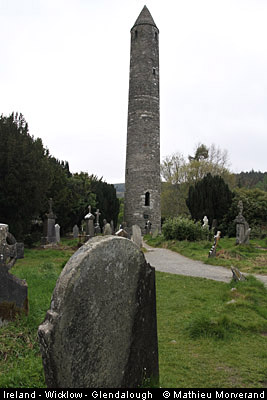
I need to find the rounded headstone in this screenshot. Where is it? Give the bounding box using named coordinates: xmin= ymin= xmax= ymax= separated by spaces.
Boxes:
xmin=38 ymin=236 xmax=158 ymax=388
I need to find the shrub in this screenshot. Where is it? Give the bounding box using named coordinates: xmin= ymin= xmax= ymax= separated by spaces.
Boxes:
xmin=162 ymin=217 xmax=213 ymax=241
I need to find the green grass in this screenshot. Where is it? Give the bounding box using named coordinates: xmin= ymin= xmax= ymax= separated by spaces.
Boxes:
xmin=145 ymin=235 xmax=267 ymax=275
xmin=1 ymin=239 xmax=267 ymax=388
xmin=156 ymin=272 xmax=267 ymax=388
xmin=0 ymin=243 xmax=75 ymax=388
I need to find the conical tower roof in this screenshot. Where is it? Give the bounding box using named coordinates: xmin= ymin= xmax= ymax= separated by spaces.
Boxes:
xmin=132 ymin=5 xmax=158 ymax=30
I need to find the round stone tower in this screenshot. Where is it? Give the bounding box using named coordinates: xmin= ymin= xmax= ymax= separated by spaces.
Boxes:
xmin=124 ymin=6 xmax=161 ymax=234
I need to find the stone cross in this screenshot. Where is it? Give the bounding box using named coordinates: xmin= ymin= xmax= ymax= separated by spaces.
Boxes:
xmin=94 ymin=209 xmax=101 ymax=235
xmin=95 ymin=209 xmax=101 ymax=225
xmin=84 ymin=205 xmax=95 ymax=237
xmin=234 ymin=200 xmax=250 ymax=245
xmin=49 ymin=198 xmax=53 ymax=214
xmin=237 ymin=200 xmax=243 ymax=216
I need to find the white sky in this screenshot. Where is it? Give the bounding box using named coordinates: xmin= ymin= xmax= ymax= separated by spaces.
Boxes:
xmin=1 ymin=0 xmax=267 ymax=183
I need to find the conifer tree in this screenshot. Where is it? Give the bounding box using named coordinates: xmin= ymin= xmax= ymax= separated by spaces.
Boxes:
xmin=186 ymin=173 xmax=233 ymax=226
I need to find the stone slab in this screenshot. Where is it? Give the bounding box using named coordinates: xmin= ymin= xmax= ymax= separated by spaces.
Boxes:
xmin=38 ymin=236 xmax=158 ymax=388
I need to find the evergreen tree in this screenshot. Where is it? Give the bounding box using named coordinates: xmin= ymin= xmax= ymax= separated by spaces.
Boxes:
xmin=90 ymin=177 xmax=120 ymax=229
xmin=0 ymin=113 xmax=48 ymax=238
xmin=186 ymin=173 xmax=233 ymax=226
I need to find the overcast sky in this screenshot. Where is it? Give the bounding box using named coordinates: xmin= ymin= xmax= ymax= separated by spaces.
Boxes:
xmin=1 ymin=0 xmax=267 ymax=183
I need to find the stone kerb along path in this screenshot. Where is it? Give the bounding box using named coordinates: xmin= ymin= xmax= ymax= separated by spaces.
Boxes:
xmin=38 ymin=236 xmax=158 ymax=388
xmin=143 ymin=242 xmax=267 ymax=287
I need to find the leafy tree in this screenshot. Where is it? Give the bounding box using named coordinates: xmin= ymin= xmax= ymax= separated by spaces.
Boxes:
xmin=235 ymin=170 xmax=267 ymax=191
xmin=161 ymin=144 xmax=234 ymax=219
xmin=186 ymin=173 xmax=233 ymax=227
xmin=221 ymin=188 xmax=267 ymax=237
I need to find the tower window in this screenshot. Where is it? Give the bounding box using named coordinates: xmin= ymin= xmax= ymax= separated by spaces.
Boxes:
xmin=135 ymin=30 xmax=138 ymax=39
xmin=145 ymin=192 xmax=150 ymax=206
xmin=155 ymin=32 xmax=158 ymax=40
xmin=153 ymin=68 xmax=156 ymax=75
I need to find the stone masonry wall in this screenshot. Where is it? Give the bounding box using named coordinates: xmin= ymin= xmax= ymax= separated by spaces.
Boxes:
xmin=124 ymin=9 xmax=161 ymax=234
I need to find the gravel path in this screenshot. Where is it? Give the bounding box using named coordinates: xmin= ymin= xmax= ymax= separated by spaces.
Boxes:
xmin=143 ymin=242 xmax=267 ymax=287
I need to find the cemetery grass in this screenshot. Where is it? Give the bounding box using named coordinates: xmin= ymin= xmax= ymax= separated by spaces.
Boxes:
xmin=0 ymin=242 xmax=73 ymax=388
xmin=156 ymin=272 xmax=267 ymax=388
xmin=145 ymin=235 xmax=267 ymax=275
xmin=1 ymin=239 xmax=267 ymax=388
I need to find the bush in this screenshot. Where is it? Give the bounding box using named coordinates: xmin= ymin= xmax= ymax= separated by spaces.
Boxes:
xmin=162 ymin=217 xmax=213 ymax=241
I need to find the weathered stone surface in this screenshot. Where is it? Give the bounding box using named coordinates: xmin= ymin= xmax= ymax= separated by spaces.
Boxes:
xmin=103 ymin=220 xmax=112 ymax=236
xmin=231 ymin=267 xmax=246 ymax=282
xmin=115 ymin=228 xmax=129 ymax=238
xmin=42 ymin=198 xmax=57 ymax=245
xmin=73 ymin=225 xmax=79 ymax=239
xmin=234 ymin=200 xmax=251 ymax=245
xmin=124 ymin=6 xmax=161 ymax=235
xmin=55 ymin=224 xmax=60 ymax=243
xmin=0 ymin=224 xmax=28 ymax=326
xmin=0 ymin=269 xmax=28 ymax=326
xmin=131 ymin=224 xmax=142 ymax=248
xmin=38 ymin=236 xmax=158 ymax=388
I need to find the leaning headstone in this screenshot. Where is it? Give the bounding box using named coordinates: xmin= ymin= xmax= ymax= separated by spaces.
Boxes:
xmin=131 ymin=225 xmax=142 ymax=248
xmin=38 ymin=236 xmax=158 ymax=388
xmin=0 ymin=224 xmax=28 ymax=326
xmin=231 ymin=266 xmax=246 ymax=282
xmin=55 ymin=224 xmax=60 ymax=243
xmin=73 ymin=225 xmax=79 ymax=239
xmin=42 ymin=198 xmax=57 ymax=245
xmin=234 ymin=200 xmax=251 ymax=245
xmin=208 ymin=231 xmax=221 ymax=258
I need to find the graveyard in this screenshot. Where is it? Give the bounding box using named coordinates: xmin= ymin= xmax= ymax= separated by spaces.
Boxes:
xmin=1 ymin=3 xmax=267 ymax=391
xmin=0 ymin=236 xmax=266 ymax=388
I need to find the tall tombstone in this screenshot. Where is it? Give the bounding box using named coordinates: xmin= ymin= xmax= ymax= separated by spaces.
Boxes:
xmin=42 ymin=198 xmax=57 ymax=245
xmin=38 ymin=236 xmax=159 ymax=388
xmin=131 ymin=225 xmax=142 ymax=248
xmin=55 ymin=224 xmax=60 ymax=243
xmin=0 ymin=224 xmax=28 ymax=326
xmin=84 ymin=206 xmax=95 ymax=238
xmin=234 ymin=200 xmax=251 ymax=245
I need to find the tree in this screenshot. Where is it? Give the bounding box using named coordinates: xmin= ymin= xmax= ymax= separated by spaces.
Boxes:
xmin=221 ymin=187 xmax=267 ymax=237
xmin=0 ymin=113 xmax=48 ymax=238
xmin=90 ymin=177 xmax=120 ymax=229
xmin=186 ymin=173 xmax=233 ymax=227
xmin=160 ymin=144 xmax=234 ymax=219
xmin=161 ymin=143 xmax=233 ymax=187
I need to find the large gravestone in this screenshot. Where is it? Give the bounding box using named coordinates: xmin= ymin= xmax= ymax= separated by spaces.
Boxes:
xmin=38 ymin=236 xmax=158 ymax=388
xmin=0 ymin=224 xmax=28 ymax=326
